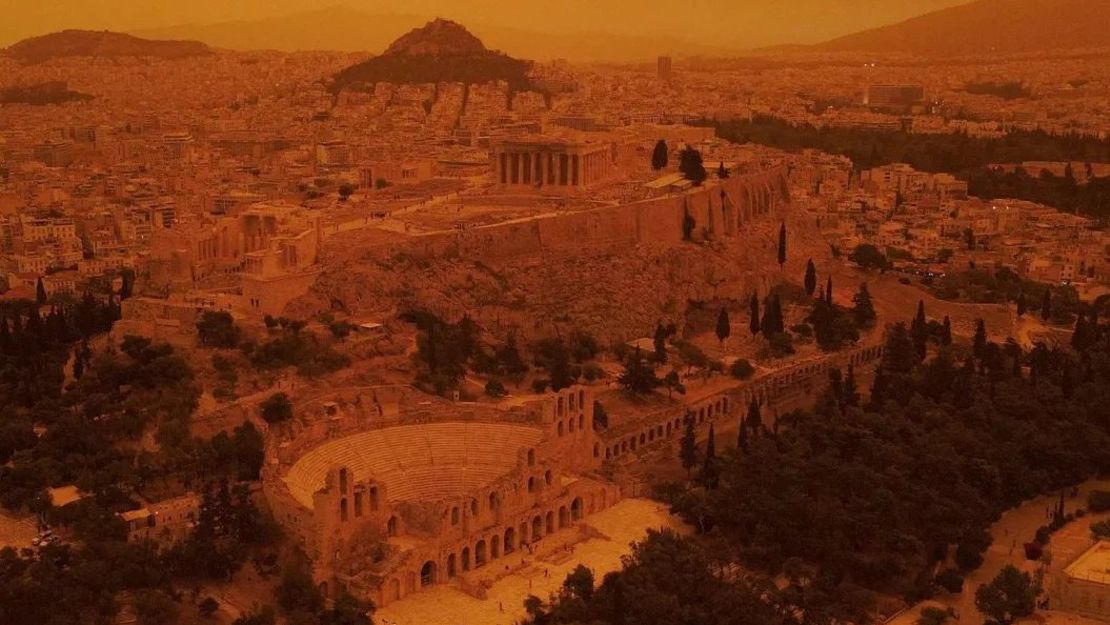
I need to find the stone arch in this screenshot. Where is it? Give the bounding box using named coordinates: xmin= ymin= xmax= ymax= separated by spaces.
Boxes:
xmin=559 ymin=506 xmax=569 ymax=528
xmin=569 ymin=417 xmax=575 ymax=433
xmin=447 ymin=553 xmax=457 ymax=578
xmin=578 ymin=414 xmax=584 ymax=430
xmin=504 ymin=527 xmax=516 ymax=553
xmin=594 ymin=442 xmax=600 ymax=458
xmin=532 ymin=515 xmax=543 ymax=539
xmin=338 ymin=468 xmax=348 ymax=493
xmin=489 ymin=491 xmax=499 ymax=509
xmin=545 ymin=510 xmax=555 ymax=534
xmin=475 ymin=540 xmax=487 ymax=567
xmin=340 ymin=498 xmax=348 ymax=522
xmin=461 ymin=546 xmax=471 ymax=571
xmin=571 ymin=497 xmax=583 ymax=520
xmin=389 ymin=578 xmax=401 ymax=601
xmin=451 ymin=506 xmax=459 ymax=525
xmin=370 ymin=486 xmax=379 ymax=511
xmin=544 ymin=470 xmax=553 ymax=486
xmin=558 ymin=421 xmax=564 ymax=436
xmin=319 ymin=581 xmax=329 ymax=599
xmin=387 ymin=516 xmax=398 ymax=536
xmin=420 ymin=561 xmax=436 ymax=586
xmin=491 ymin=536 xmax=501 ymax=559
xmin=527 ymin=449 xmax=535 ymax=466
xmin=528 ymin=477 xmax=536 ymax=492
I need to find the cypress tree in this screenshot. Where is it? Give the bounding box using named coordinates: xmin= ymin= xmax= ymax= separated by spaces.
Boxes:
xmin=700 ymin=423 xmax=719 ymax=488
xmin=911 ymin=300 xmax=928 ymax=362
xmin=680 ymin=416 xmax=697 ymax=477
xmin=973 ymin=319 xmax=988 ymax=360
xmin=749 ymin=293 xmax=761 ymax=336
xmin=825 ymin=276 xmax=833 ymax=305
xmin=0 ymin=317 xmax=10 ymax=354
xmin=651 ymin=140 xmax=668 ymax=170
xmin=804 ymin=259 xmax=817 ymax=297
xmin=653 ymin=323 xmax=668 ymax=363
xmin=852 ymin=283 xmax=876 ymax=329
xmin=715 ymin=308 xmax=731 ymax=345
xmin=1041 ymin=288 xmax=1052 ymax=322
xmin=941 ymin=315 xmax=953 ymax=346
xmin=777 ymin=222 xmax=787 ymax=268
xmin=1016 ymin=292 xmax=1027 ymax=317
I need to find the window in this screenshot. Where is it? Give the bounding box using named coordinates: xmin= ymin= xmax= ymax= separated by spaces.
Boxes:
xmin=451 ymin=507 xmax=459 ymax=525
xmin=528 ymin=477 xmax=536 ymax=493
xmin=544 ymin=470 xmax=553 ymax=485
xmin=527 ymin=449 xmax=535 ymax=466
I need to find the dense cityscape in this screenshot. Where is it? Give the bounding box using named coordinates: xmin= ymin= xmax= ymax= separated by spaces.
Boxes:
xmin=2 ymin=2 xmax=1110 ymax=625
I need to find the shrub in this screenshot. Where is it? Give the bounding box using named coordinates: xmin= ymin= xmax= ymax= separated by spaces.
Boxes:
xmin=582 ymin=363 xmax=604 ymax=381
xmin=1023 ymin=542 xmax=1044 ymax=560
xmin=767 ymin=332 xmax=795 ymax=357
xmin=485 ymin=379 xmax=507 ymax=398
xmin=1091 ymin=519 xmax=1110 ymax=541
xmin=730 ymin=359 xmax=755 ymax=380
xmin=1034 ymin=525 xmax=1051 ymax=545
xmin=532 ymin=378 xmax=549 ymax=393
xmin=919 ymin=607 xmax=952 ymax=625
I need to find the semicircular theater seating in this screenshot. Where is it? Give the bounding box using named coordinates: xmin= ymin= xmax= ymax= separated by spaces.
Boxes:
xmin=283 ymin=422 xmax=545 ymax=509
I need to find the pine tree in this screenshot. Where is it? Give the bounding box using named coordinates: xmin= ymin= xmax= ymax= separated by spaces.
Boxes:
xmin=911 ymin=300 xmax=928 ymax=362
xmin=749 ymin=293 xmax=761 ymax=336
xmin=777 ymin=222 xmax=787 ymax=269
xmin=804 ymin=259 xmax=817 ymax=297
xmin=973 ymin=319 xmax=988 ymax=361
xmin=1016 ymin=292 xmax=1027 ymax=317
xmin=941 ymin=315 xmax=953 ymax=346
xmin=35 ymin=278 xmax=47 ymax=305
xmin=651 ymin=140 xmax=668 ymax=170
xmin=715 ymin=308 xmax=731 ymax=345
xmin=1041 ymin=288 xmax=1052 ymax=322
xmin=680 ymin=417 xmax=697 ymax=477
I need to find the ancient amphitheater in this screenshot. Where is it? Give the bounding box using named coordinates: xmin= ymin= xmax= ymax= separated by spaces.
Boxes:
xmin=263 ymin=385 xmax=617 ymax=608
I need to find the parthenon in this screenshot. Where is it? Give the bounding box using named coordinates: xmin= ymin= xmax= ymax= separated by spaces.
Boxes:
xmin=491 ymin=137 xmax=615 ymax=193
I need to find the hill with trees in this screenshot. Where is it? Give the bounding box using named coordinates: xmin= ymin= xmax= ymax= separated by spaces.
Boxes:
xmin=331 ymin=18 xmax=536 ymax=94
xmin=3 ymin=29 xmax=211 ymax=62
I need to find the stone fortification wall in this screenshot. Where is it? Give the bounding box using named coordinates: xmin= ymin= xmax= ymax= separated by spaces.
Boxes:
xmin=365 ymin=168 xmax=789 ymax=265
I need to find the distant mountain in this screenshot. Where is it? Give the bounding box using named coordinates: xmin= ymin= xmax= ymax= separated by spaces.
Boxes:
xmin=3 ymin=30 xmax=210 ymax=62
xmin=331 ymin=18 xmax=533 ymax=92
xmin=815 ymin=0 xmax=1110 ymax=57
xmin=133 ymin=6 xmax=736 ymax=61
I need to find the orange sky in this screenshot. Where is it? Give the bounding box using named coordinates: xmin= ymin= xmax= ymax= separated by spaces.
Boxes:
xmin=0 ymin=0 xmax=972 ymax=48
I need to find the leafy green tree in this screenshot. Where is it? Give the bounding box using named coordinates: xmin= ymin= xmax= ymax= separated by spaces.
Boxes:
xmin=678 ymin=147 xmax=707 ymax=185
xmin=849 ymin=244 xmax=890 ymax=271
xmin=196 ymin=311 xmax=241 ymax=348
xmin=199 ymin=597 xmax=220 ymax=618
xmin=730 ymin=359 xmax=754 ymax=380
xmin=651 ymin=140 xmax=668 ymax=170
xmin=260 ymin=392 xmax=294 ymax=424
xmin=975 ymin=565 xmax=1039 ymax=625
xmin=618 ymin=347 xmax=661 ymax=395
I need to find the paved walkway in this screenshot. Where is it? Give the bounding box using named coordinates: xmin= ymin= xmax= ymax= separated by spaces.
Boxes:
xmin=374 ymin=498 xmax=686 ymax=625
xmin=0 ymin=510 xmax=37 ymax=549
xmin=890 ymin=480 xmax=1110 ymax=625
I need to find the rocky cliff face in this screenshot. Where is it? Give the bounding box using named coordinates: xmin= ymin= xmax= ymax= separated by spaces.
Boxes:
xmin=291 ymin=207 xmax=827 ymax=344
